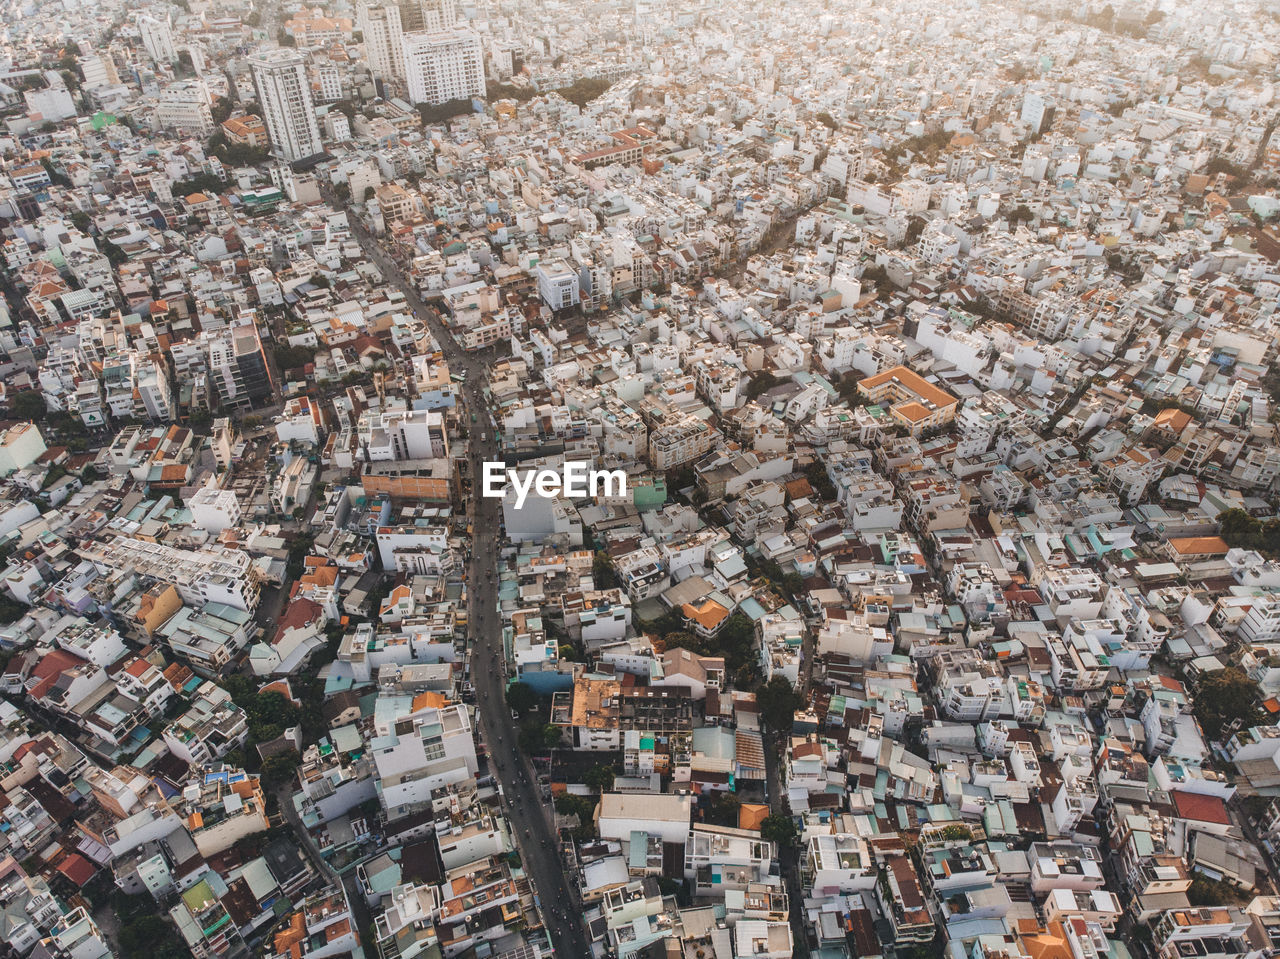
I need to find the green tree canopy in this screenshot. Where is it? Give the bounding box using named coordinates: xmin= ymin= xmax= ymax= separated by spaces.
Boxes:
xmin=1193 ymin=667 xmax=1266 ymax=741
xmin=584 ymin=764 xmax=615 ymax=793
xmin=757 ymin=675 xmax=803 ymax=736
xmin=760 ymin=813 xmax=799 ymax=848
xmin=12 ymin=391 xmax=46 ymax=421
xmin=506 ymin=682 xmax=537 ymax=714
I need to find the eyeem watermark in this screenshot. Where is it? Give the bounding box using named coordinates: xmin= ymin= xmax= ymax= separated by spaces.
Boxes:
xmin=481 ymin=462 xmax=627 ymax=509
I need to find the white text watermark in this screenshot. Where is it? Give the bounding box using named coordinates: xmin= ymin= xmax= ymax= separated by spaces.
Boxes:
xmin=481 ymin=463 xmax=627 ymax=508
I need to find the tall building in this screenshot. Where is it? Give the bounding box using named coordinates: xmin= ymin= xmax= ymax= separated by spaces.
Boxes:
xmin=207 ymin=324 xmax=274 ymax=407
xmin=402 ymin=29 xmax=485 ymax=105
xmin=397 ymin=0 xmax=456 ymax=33
xmin=137 ymin=13 xmax=178 ymax=64
xmin=1020 ymin=92 xmax=1055 ymax=135
xmin=357 ymin=3 xmax=406 ymax=80
xmin=418 ymin=0 xmax=458 ymax=31
xmin=249 ymin=49 xmax=324 ymax=162
xmin=153 ymin=80 xmax=215 ymax=137
xmin=78 ymin=53 xmax=120 ymax=91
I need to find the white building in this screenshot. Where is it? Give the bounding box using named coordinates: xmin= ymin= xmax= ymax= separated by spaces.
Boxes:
xmin=0 ymin=424 xmax=46 ymax=475
xmin=402 ymin=29 xmax=486 ymax=105
xmin=596 ymin=792 xmax=693 ymax=846
xmin=536 ymin=259 xmax=580 ymax=311
xmin=249 ymin=49 xmax=324 ymax=163
xmin=153 ymin=81 xmax=215 ymax=137
xmin=358 ymin=408 xmax=448 ymax=461
xmin=357 ymin=3 xmax=405 ymax=80
xmin=189 ymin=487 xmax=244 ymax=535
xmin=371 ymin=701 xmax=477 ymax=815
xmin=137 ymin=13 xmax=178 ymax=64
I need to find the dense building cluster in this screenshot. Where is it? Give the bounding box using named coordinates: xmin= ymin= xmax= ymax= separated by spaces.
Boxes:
xmin=1 ymin=0 xmax=1280 ymax=957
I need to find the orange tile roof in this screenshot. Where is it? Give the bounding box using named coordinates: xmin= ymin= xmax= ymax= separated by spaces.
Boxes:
xmin=1152 ymin=407 xmax=1193 ymax=431
xmin=1171 ymin=790 xmax=1230 ymax=825
xmin=896 ymin=401 xmax=934 ymax=423
xmin=682 ymin=599 xmax=730 ymax=630
xmin=739 ymin=803 xmax=769 ymax=831
xmin=858 ymin=364 xmax=957 ymax=408
xmin=410 ymin=691 xmax=446 ymax=713
xmin=1168 ymin=536 xmax=1229 ymax=556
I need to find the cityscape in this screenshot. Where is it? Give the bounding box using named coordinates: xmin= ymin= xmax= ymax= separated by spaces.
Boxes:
xmin=0 ymin=0 xmax=1279 ymax=958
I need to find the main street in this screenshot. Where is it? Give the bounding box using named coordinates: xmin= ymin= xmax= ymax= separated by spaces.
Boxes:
xmin=330 ymin=190 xmax=593 ymax=955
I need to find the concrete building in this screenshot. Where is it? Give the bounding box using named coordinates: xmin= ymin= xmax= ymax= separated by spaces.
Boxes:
xmin=357 ymin=3 xmax=405 ymax=81
xmin=0 ymin=424 xmax=46 ymax=475
xmin=249 ymin=49 xmax=324 ymax=163
xmin=137 ymin=13 xmax=178 ymax=63
xmin=402 ymin=29 xmax=486 ymax=106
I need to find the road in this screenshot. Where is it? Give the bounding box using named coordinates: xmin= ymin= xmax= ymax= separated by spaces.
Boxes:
xmin=276 ymin=784 xmax=376 ymax=947
xmin=762 ymin=725 xmax=809 ymax=957
xmin=326 ymin=184 xmax=593 ymax=955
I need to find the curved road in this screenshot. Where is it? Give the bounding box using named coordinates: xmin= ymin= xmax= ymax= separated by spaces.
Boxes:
xmin=330 ymin=191 xmax=592 ymax=955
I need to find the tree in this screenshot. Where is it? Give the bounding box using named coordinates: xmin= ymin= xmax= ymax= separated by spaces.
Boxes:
xmin=274 ymin=343 xmax=316 ymax=371
xmin=815 ymin=112 xmax=838 ymax=131
xmin=557 ymin=76 xmax=611 ymax=108
xmin=506 ymin=681 xmax=537 ymax=715
xmin=102 ymin=238 xmax=128 ymax=266
xmin=592 ymin=552 xmax=619 ymax=589
xmin=12 ymin=391 xmax=46 ymax=422
xmin=0 ymin=594 xmax=28 ymax=625
xmin=554 ymin=794 xmax=598 ymax=820
xmin=707 ymin=790 xmax=741 ymax=826
xmin=261 ymin=752 xmax=301 ymax=789
xmin=363 ymin=185 xmax=376 ymax=202
xmin=418 ymin=99 xmax=472 ymax=125
xmin=518 ymin=720 xmax=553 ymax=755
xmin=486 ymin=81 xmax=537 ymax=102
xmin=118 ymin=916 xmax=173 ymax=955
xmin=803 ymin=460 xmax=836 ymax=500
xmin=760 ymin=813 xmax=799 ymax=849
xmin=745 ymin=371 xmax=781 ymax=401
xmin=1192 ymin=667 xmax=1266 ymax=741
xmin=584 ymin=764 xmax=615 ymax=793
xmin=757 ymin=675 xmax=803 ymax=735
xmin=172 ymin=172 xmax=228 ymax=198
xmin=662 ymin=630 xmax=699 ymax=651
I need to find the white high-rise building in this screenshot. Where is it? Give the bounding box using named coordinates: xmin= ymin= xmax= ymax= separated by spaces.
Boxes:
xmin=249 ymin=49 xmax=324 ymax=163
xmin=402 ymin=29 xmax=485 ymax=105
xmin=357 ymin=3 xmax=406 ymax=80
xmin=79 ymin=53 xmax=120 ymax=90
xmin=137 ymin=13 xmax=178 ymax=64
xmin=153 ymin=80 xmax=215 ymax=136
xmin=418 ymin=0 xmax=458 ymax=31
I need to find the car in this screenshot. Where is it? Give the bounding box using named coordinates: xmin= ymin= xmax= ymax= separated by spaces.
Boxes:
xmin=511 ymin=709 xmax=520 ymax=720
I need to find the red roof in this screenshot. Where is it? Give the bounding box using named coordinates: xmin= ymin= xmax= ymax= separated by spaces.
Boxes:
xmin=28 ymin=649 xmax=88 ymax=699
xmin=31 ymin=649 xmax=87 ymax=680
xmin=1172 ymin=790 xmax=1230 ymax=825
xmin=56 ymin=853 xmax=95 ymax=887
xmin=273 ymin=598 xmax=324 ymax=644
